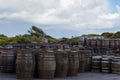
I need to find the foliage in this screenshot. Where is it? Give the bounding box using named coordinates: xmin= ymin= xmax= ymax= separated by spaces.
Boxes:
xmin=82 ymin=34 xmax=100 ymax=37
xmin=101 ymin=32 xmax=120 ymax=39
xmin=14 ymin=35 xmax=32 ymax=44
xmin=0 ymin=34 xmax=9 ymax=44
xmin=114 ymin=31 xmax=120 ymax=38
xmin=1 ymin=26 xmax=120 ymax=44
xmin=46 ymin=35 xmax=58 ymax=43
xmin=101 ymin=32 xmax=114 ymax=38
xmin=28 ymin=26 xmax=46 ymax=37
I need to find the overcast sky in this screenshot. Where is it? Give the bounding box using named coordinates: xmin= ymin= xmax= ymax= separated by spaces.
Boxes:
xmin=0 ymin=0 xmax=120 ymax=38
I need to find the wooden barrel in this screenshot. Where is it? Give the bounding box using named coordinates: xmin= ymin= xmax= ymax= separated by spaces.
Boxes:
xmin=37 ymin=50 xmax=56 ymax=79
xmin=99 ymin=48 xmax=107 ymax=55
xmin=102 ymin=40 xmax=110 ymax=48
xmin=109 ymin=40 xmax=115 ymax=49
xmin=97 ymin=40 xmax=102 ymax=48
xmin=79 ymin=50 xmax=92 ymax=72
xmin=112 ymin=57 xmax=120 ymax=74
xmin=67 ymin=50 xmax=79 ymax=76
xmin=86 ymin=39 xmax=91 ymax=47
xmin=115 ymin=40 xmax=119 ymax=49
xmin=78 ymin=50 xmax=87 ymax=72
xmin=106 ymin=50 xmax=114 ymax=56
xmin=84 ymin=50 xmax=92 ymax=72
xmin=118 ymin=40 xmax=120 ymax=49
xmin=0 ymin=49 xmax=16 ymax=73
xmin=32 ymin=49 xmax=40 ymax=78
xmin=92 ymin=56 xmax=102 ymax=72
xmin=16 ymin=49 xmax=35 ymax=79
xmin=101 ymin=56 xmax=112 ymax=73
xmin=55 ymin=49 xmax=69 ymax=78
xmin=0 ymin=51 xmax=1 ymax=71
xmin=93 ymin=48 xmax=106 ymax=55
xmin=91 ymin=40 xmax=97 ymax=48
xmin=114 ymin=50 xmax=120 ymax=56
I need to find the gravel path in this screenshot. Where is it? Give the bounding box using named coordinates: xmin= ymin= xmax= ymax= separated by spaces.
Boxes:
xmin=0 ymin=72 xmax=120 ymax=80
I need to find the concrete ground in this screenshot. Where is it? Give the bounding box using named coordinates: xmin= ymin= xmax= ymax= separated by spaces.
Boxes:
xmin=0 ymin=72 xmax=120 ymax=80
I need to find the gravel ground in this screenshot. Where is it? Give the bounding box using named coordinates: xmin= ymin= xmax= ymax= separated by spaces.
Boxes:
xmin=0 ymin=72 xmax=120 ymax=80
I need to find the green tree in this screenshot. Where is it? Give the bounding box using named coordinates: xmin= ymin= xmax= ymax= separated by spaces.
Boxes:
xmin=114 ymin=31 xmax=120 ymax=38
xmin=46 ymin=35 xmax=58 ymax=43
xmin=0 ymin=34 xmax=9 ymax=44
xmin=28 ymin=26 xmax=46 ymax=37
xmin=28 ymin=26 xmax=58 ymax=43
xmin=81 ymin=34 xmax=100 ymax=37
xmin=14 ymin=35 xmax=32 ymax=44
xmin=101 ymin=32 xmax=114 ymax=38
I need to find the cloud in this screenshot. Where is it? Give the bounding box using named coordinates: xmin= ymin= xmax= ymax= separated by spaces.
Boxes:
xmin=0 ymin=0 xmax=120 ymax=37
xmin=99 ymin=13 xmax=119 ymax=20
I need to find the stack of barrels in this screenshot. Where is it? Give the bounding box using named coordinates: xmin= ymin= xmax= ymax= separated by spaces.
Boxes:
xmin=101 ymin=56 xmax=113 ymax=73
xmin=0 ymin=48 xmax=82 ymax=79
xmin=78 ymin=49 xmax=92 ymax=72
xmin=0 ymin=49 xmax=16 ymax=73
xmin=91 ymin=56 xmax=102 ymax=72
xmin=1 ymin=47 xmax=120 ymax=80
xmin=85 ymin=39 xmax=120 ymax=49
xmin=91 ymin=55 xmax=120 ymax=74
xmin=112 ymin=57 xmax=120 ymax=74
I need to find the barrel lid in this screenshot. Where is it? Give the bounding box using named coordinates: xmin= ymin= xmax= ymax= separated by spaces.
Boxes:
xmin=71 ymin=50 xmax=78 ymax=53
xmin=113 ymin=57 xmax=120 ymax=59
xmin=102 ymin=56 xmax=114 ymax=60
xmin=47 ymin=50 xmax=54 ymax=53
xmin=102 ymin=55 xmax=114 ymax=58
xmin=92 ymin=56 xmax=102 ymax=59
xmin=57 ymin=49 xmax=64 ymax=51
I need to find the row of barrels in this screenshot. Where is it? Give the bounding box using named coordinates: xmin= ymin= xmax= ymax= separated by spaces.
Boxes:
xmin=92 ymin=55 xmax=120 ymax=74
xmin=86 ymin=39 xmax=120 ymax=49
xmin=0 ymin=49 xmax=92 ymax=79
xmin=93 ymin=48 xmax=120 ymax=56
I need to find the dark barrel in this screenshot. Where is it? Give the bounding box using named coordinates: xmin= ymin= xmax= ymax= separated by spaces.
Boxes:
xmin=109 ymin=40 xmax=115 ymax=49
xmin=91 ymin=40 xmax=97 ymax=48
xmin=112 ymin=57 xmax=120 ymax=74
xmin=91 ymin=56 xmax=102 ymax=72
xmin=86 ymin=39 xmax=91 ymax=47
xmin=32 ymin=49 xmax=40 ymax=78
xmin=101 ymin=56 xmax=113 ymax=73
xmin=84 ymin=50 xmax=92 ymax=72
xmin=67 ymin=50 xmax=79 ymax=76
xmin=78 ymin=50 xmax=86 ymax=72
xmin=16 ymin=49 xmax=35 ymax=79
xmin=118 ymin=40 xmax=120 ymax=49
xmin=106 ymin=50 xmax=114 ymax=56
xmin=115 ymin=40 xmax=119 ymax=49
xmin=37 ymin=50 xmax=56 ymax=79
xmin=0 ymin=49 xmax=16 ymax=73
xmin=97 ymin=40 xmax=102 ymax=48
xmin=102 ymin=39 xmax=110 ymax=48
xmin=114 ymin=50 xmax=120 ymax=56
xmin=55 ymin=49 xmax=69 ymax=78
xmin=0 ymin=50 xmax=1 ymax=71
